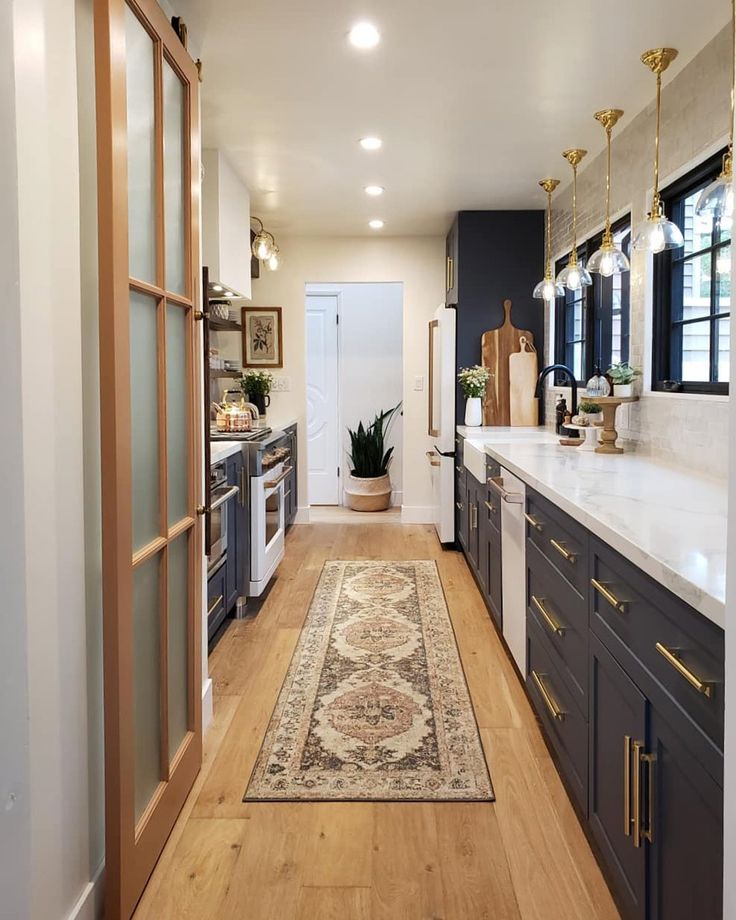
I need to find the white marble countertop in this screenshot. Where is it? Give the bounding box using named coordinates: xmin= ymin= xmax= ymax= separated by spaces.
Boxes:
xmin=210 ymin=441 xmax=243 ymax=464
xmin=457 ymin=426 xmax=727 ymax=629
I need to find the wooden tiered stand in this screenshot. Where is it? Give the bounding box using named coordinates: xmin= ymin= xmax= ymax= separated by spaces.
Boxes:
xmin=593 ymin=396 xmax=638 ymax=454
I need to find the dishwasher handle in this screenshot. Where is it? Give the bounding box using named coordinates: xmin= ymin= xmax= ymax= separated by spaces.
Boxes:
xmin=488 ymin=475 xmax=524 ymax=504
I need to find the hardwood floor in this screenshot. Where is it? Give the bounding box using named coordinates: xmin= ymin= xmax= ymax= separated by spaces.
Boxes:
xmin=133 ymin=523 xmax=620 ymax=920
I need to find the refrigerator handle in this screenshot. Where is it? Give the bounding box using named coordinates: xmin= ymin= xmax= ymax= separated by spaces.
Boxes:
xmin=428 ymin=318 xmax=439 ymax=437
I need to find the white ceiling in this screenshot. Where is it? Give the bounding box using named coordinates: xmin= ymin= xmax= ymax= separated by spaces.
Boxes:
xmin=175 ymin=0 xmax=728 ymax=236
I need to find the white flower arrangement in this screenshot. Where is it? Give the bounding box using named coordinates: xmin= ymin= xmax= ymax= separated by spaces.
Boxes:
xmin=457 ymin=365 xmax=492 ymax=399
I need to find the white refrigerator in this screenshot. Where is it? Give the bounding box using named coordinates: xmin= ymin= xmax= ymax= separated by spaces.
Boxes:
xmin=427 ymin=303 xmax=456 ymax=543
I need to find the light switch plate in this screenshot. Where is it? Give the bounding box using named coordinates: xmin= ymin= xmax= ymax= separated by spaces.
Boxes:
xmin=414 ymin=375 xmax=424 ymax=391
xmin=271 ymin=375 xmax=291 ymax=392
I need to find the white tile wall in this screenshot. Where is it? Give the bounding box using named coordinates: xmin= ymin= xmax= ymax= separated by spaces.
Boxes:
xmin=545 ymin=26 xmax=731 ymax=480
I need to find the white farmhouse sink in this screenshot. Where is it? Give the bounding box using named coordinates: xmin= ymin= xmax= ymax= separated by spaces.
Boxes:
xmin=463 ymin=439 xmax=487 ymax=483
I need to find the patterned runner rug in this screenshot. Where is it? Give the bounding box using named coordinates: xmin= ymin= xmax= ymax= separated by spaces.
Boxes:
xmin=244 ymin=560 xmax=493 ymax=801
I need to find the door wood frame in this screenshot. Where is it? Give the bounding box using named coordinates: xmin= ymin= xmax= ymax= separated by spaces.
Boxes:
xmin=94 ymin=0 xmax=202 ymax=916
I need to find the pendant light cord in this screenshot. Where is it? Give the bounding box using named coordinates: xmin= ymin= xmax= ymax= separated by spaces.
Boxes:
xmin=652 ymin=70 xmax=662 ymax=215
xmin=605 ymin=127 xmax=613 ymax=241
xmin=546 ymin=190 xmax=552 ymax=277
xmin=570 ymin=165 xmax=578 ymax=265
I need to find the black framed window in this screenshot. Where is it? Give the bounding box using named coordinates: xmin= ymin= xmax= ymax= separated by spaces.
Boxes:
xmin=554 ymin=215 xmax=631 ymax=384
xmin=653 ymin=150 xmax=730 ymax=394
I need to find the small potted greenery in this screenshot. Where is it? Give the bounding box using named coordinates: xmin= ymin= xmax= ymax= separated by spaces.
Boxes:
xmin=457 ymin=365 xmax=492 ymax=427
xmin=344 ymin=403 xmax=401 ymax=512
xmin=240 ymin=370 xmax=273 ymax=416
xmin=606 ymin=361 xmax=641 ymax=398
xmin=575 ymin=399 xmax=603 ymax=425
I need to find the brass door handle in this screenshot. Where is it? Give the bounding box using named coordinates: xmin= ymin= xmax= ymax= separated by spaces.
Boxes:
xmin=624 ymin=735 xmax=632 ymax=837
xmin=531 ymin=671 xmax=565 ymax=721
xmin=207 ymin=594 xmax=223 ymax=617
xmin=550 ymin=538 xmax=576 ymax=563
xmin=655 ymin=643 xmax=713 ymax=698
xmin=531 ymin=595 xmax=565 ymax=636
xmin=264 ymin=465 xmax=292 ymax=489
xmin=484 ymin=500 xmax=497 ymax=514
xmin=591 ymin=578 xmax=628 ymax=614
xmin=524 ymin=511 xmax=543 ymax=532
xmin=426 ymin=450 xmax=440 ymax=467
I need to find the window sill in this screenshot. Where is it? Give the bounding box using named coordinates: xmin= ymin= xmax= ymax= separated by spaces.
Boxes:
xmin=645 ymin=390 xmax=729 ymax=403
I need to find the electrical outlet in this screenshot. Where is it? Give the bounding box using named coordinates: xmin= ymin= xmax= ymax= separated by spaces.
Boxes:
xmin=414 ymin=375 xmax=424 ymax=391
xmin=271 ymin=375 xmax=291 ymax=392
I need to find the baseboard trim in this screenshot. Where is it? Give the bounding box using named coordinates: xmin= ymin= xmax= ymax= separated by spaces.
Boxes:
xmin=202 ymin=677 xmax=213 ymax=734
xmin=400 ymin=505 xmax=434 ymax=524
xmin=67 ymin=861 xmax=104 ymax=920
xmin=294 ymin=506 xmax=310 ymax=524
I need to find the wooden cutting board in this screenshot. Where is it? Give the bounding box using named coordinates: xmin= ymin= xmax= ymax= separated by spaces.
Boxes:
xmin=509 ymin=336 xmax=539 ymax=426
xmin=481 ymin=299 xmax=536 ymax=426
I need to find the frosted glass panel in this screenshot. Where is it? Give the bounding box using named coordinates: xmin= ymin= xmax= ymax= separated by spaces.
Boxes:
xmin=126 ymin=5 xmax=156 ymax=282
xmin=133 ymin=552 xmax=162 ymax=822
xmin=163 ymin=59 xmax=186 ymax=295
xmin=168 ymin=532 xmax=190 ymax=760
xmin=166 ymin=304 xmax=188 ymax=524
xmin=130 ymin=290 xmax=160 ymax=549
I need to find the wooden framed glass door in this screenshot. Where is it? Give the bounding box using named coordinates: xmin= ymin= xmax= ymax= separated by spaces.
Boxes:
xmin=94 ymin=1 xmax=202 ymax=916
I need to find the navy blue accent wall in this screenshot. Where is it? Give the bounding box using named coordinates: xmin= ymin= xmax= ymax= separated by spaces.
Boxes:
xmin=453 ymin=210 xmax=545 ymax=424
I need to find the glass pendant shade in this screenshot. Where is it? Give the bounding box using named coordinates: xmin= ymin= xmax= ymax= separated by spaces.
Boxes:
xmin=556 ymin=261 xmax=592 ymax=291
xmin=253 ymin=232 xmax=274 ymax=261
xmin=632 ymin=211 xmax=684 ymax=253
xmin=696 ymin=172 xmax=734 ymax=220
xmin=266 ymin=247 xmax=280 ymax=271
xmin=588 ymin=241 xmax=630 ymax=276
xmin=533 ymin=276 xmax=564 ymax=301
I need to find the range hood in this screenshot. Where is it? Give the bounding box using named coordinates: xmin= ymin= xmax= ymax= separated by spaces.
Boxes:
xmin=202 ymin=148 xmax=252 ymax=300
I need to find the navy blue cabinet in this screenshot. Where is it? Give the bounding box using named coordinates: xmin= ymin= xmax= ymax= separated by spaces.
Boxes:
xmin=284 ymin=423 xmax=298 ymax=528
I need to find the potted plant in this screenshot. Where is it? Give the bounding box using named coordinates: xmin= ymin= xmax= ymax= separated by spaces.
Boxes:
xmin=458 ymin=365 xmax=492 ymax=427
xmin=606 ymin=361 xmax=641 ymax=397
xmin=241 ymin=370 xmax=273 ymax=416
xmin=575 ymin=399 xmax=603 ymax=425
xmin=344 ymin=403 xmax=401 ymax=512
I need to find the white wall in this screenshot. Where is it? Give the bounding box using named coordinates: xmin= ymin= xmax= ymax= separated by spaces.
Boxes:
xmin=307 ymin=282 xmax=404 ymax=504
xmin=4 ymin=1 xmax=96 ymax=919
xmin=250 ymin=236 xmax=444 ymax=521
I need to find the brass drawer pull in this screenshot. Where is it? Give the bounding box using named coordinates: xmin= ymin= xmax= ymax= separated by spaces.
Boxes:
xmin=531 ymin=595 xmax=565 ymax=636
xmin=641 ymin=752 xmax=656 ymax=843
xmin=456 ymin=501 xmax=464 ymax=511
xmin=550 ymin=538 xmax=576 ymax=563
xmin=484 ymin=500 xmax=497 ymax=514
xmin=524 ymin=511 xmax=543 ymax=532
xmin=207 ymin=594 xmax=223 ymax=617
xmin=456 ymin=464 xmax=463 ymax=472
xmin=624 ymin=735 xmax=632 ymax=837
xmin=655 ymin=643 xmax=713 ymax=698
xmin=591 ymin=578 xmax=628 ymax=614
xmin=632 ymin=740 xmax=643 ymax=848
xmin=531 ymin=670 xmax=565 ymax=721
xmin=489 ymin=475 xmax=524 ymax=504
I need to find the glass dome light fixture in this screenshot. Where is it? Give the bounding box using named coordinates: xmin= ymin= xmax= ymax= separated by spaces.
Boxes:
xmin=588 ymin=108 xmax=630 ymax=277
xmin=556 ymin=148 xmax=593 ymax=291
xmin=632 ymin=48 xmax=684 ymax=253
xmin=250 ymin=216 xmax=280 ymax=270
xmin=696 ymin=0 xmax=734 ymax=221
xmin=533 ymin=178 xmax=564 ymax=303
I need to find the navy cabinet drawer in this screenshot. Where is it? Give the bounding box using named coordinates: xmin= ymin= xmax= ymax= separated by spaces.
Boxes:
xmin=591 ymin=538 xmax=724 ymax=750
xmin=527 ymin=540 xmax=588 ymax=713
xmin=527 ymin=611 xmax=588 ymax=813
xmin=526 ymin=489 xmax=588 ymax=599
xmin=207 ymin=560 xmax=227 ymax=642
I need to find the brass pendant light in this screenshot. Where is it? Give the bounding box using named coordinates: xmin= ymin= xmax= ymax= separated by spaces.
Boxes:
xmin=588 ymin=109 xmax=630 ymax=276
xmin=632 ymin=48 xmax=684 ymax=252
xmin=533 ymin=178 xmax=564 ymax=302
xmin=696 ymin=0 xmax=734 ymax=220
xmin=556 ymin=148 xmax=592 ymax=291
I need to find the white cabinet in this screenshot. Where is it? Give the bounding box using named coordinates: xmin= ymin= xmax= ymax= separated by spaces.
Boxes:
xmin=202 ymin=148 xmax=251 ymax=299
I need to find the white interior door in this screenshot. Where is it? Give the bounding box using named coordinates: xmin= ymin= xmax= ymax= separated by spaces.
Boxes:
xmin=306 ymin=293 xmax=339 ymax=504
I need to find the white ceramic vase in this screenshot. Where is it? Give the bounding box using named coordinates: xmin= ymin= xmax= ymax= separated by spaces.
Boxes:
xmin=464 ymin=396 xmax=482 ymax=427
xmin=614 ymin=383 xmax=634 ymax=398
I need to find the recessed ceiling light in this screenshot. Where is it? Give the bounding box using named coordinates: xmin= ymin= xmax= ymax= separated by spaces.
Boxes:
xmin=369 ymin=219 xmax=384 ymax=229
xmin=349 ymin=22 xmax=380 ymax=49
xmin=359 ymin=136 xmax=382 ymax=151
xmin=365 ymin=185 xmax=384 ymax=196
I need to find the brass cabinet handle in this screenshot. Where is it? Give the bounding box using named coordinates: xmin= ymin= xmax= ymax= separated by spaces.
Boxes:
xmin=456 ymin=501 xmax=464 ymax=511
xmin=624 ymin=735 xmax=632 ymax=837
xmin=207 ymin=594 xmax=223 ymax=617
xmin=531 ymin=670 xmax=565 ymax=721
xmin=591 ymin=578 xmax=628 ymax=614
xmin=550 ymin=538 xmax=576 ymax=563
xmin=641 ymin=752 xmax=656 ymax=843
xmin=524 ymin=511 xmax=543 ymax=532
xmin=264 ymin=465 xmax=293 ymax=489
xmin=456 ymin=464 xmax=463 ymax=472
xmin=531 ymin=595 xmax=565 ymax=636
xmin=632 ymin=740 xmax=643 ymax=848
xmin=471 ymin=505 xmax=477 ymax=530
xmin=239 ymin=466 xmax=246 ymax=506
xmin=484 ymin=500 xmax=497 ymax=515
xmin=446 ymin=256 xmax=454 ymax=292
xmin=489 ymin=475 xmax=524 ymax=504
xmin=426 ymin=450 xmax=440 ymax=468
xmin=655 ymin=642 xmax=714 ymax=698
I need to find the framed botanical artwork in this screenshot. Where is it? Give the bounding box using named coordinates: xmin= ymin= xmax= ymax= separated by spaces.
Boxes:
xmin=242 ymin=306 xmax=283 ymax=368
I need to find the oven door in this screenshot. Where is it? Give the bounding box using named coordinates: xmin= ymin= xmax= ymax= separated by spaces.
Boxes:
xmin=250 ymin=465 xmax=289 ymax=590
xmin=208 ymin=483 xmax=239 ymax=569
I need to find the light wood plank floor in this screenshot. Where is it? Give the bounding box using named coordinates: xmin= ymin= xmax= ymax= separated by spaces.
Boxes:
xmin=134 ymin=523 xmax=620 ymax=920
